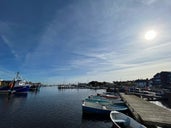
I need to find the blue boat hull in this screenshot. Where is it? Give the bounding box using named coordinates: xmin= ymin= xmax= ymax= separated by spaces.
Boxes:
xmin=82 ymin=106 xmax=111 ymax=115
xmin=0 ymin=86 xmax=10 ymax=90
xmin=0 ymin=85 xmax=30 ymax=93
xmin=82 ymin=100 xmax=128 ymax=115
xmin=13 ymin=86 xmax=30 ymax=93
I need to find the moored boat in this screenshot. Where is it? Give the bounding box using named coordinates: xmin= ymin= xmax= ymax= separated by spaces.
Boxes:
xmin=110 ymin=111 xmax=147 ymax=128
xmin=97 ymin=93 xmax=120 ymax=99
xmin=0 ymin=85 xmax=11 ymax=93
xmin=0 ymin=72 xmax=30 ymax=94
xmin=88 ymin=95 xmax=123 ymax=103
xmin=86 ymin=96 xmax=124 ymax=107
xmin=82 ymin=100 xmax=128 ymax=115
xmin=29 ymin=83 xmax=41 ymax=91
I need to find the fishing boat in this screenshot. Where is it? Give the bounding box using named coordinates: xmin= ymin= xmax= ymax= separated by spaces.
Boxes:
xmin=0 ymin=72 xmax=30 ymax=94
xmin=82 ymin=100 xmax=128 ymax=115
xmin=110 ymin=111 xmax=147 ymax=128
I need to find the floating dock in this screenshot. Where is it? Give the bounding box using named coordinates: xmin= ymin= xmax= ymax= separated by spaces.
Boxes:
xmin=120 ymin=93 xmax=171 ymax=127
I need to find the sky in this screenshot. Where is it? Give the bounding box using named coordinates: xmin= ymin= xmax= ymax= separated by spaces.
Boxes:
xmin=0 ymin=0 xmax=171 ymax=84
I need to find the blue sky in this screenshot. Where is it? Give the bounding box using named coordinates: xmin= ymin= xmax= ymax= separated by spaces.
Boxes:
xmin=0 ymin=0 xmax=171 ymax=84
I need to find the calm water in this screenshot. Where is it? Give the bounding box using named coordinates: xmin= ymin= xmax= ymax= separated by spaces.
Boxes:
xmin=0 ymin=87 xmax=113 ymax=128
xmin=150 ymin=101 xmax=171 ymax=111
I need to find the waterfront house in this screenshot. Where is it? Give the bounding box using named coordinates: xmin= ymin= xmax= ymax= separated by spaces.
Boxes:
xmin=134 ymin=79 xmax=148 ymax=88
xmin=152 ymin=71 xmax=171 ymax=88
xmin=0 ymin=80 xmax=11 ymax=86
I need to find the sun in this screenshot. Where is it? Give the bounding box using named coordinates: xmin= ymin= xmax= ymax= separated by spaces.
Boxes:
xmin=145 ymin=30 xmax=157 ymax=40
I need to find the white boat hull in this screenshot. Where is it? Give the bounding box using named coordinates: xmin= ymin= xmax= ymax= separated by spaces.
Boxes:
xmin=110 ymin=111 xmax=147 ymax=128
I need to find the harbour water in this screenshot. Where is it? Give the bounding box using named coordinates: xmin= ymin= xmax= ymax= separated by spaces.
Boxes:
xmin=150 ymin=101 xmax=171 ymax=111
xmin=0 ymin=87 xmax=113 ymax=128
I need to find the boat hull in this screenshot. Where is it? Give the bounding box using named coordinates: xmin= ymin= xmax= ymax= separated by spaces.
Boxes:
xmin=97 ymin=93 xmax=120 ymax=99
xmin=0 ymin=86 xmax=10 ymax=93
xmin=82 ymin=101 xmax=127 ymax=115
xmin=29 ymin=85 xmax=40 ymax=91
xmin=13 ymin=85 xmax=30 ymax=93
xmin=0 ymin=72 xmax=30 ymax=94
xmin=82 ymin=105 xmax=111 ymax=115
xmin=110 ymin=111 xmax=147 ymax=128
xmin=0 ymin=85 xmax=30 ymax=94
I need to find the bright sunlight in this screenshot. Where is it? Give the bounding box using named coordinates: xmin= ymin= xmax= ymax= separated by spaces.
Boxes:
xmin=145 ymin=30 xmax=157 ymax=40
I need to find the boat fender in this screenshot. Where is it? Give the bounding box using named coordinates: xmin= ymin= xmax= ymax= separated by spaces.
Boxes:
xmin=9 ymin=83 xmax=13 ymax=89
xmin=102 ymin=106 xmax=106 ymax=110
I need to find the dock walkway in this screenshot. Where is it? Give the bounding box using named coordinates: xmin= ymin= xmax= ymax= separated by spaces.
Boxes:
xmin=120 ymin=93 xmax=171 ymax=127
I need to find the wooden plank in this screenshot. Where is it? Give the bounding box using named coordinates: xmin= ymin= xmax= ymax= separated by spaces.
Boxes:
xmin=120 ymin=93 xmax=171 ymax=127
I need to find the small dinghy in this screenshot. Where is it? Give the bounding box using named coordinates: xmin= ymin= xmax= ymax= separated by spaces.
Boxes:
xmin=110 ymin=111 xmax=147 ymax=128
xmin=82 ymin=101 xmax=128 ymax=115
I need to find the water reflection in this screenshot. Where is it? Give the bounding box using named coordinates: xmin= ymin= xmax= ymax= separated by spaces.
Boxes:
xmin=82 ymin=113 xmax=111 ymax=121
xmin=150 ymin=101 xmax=171 ymax=111
xmin=0 ymin=93 xmax=27 ymax=104
xmin=29 ymin=89 xmax=40 ymax=95
xmin=81 ymin=113 xmax=113 ymax=128
xmin=1 ymin=87 xmax=155 ymax=128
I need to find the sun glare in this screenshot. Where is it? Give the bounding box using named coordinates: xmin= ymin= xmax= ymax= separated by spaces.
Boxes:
xmin=145 ymin=30 xmax=157 ymax=40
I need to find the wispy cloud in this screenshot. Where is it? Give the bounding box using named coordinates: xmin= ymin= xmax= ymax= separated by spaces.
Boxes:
xmin=1 ymin=35 xmax=19 ymax=58
xmin=140 ymin=0 xmax=159 ymax=5
xmin=0 ymin=69 xmax=16 ymax=80
xmin=1 ymin=0 xmax=171 ymax=83
xmin=0 ymin=22 xmax=14 ymax=53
